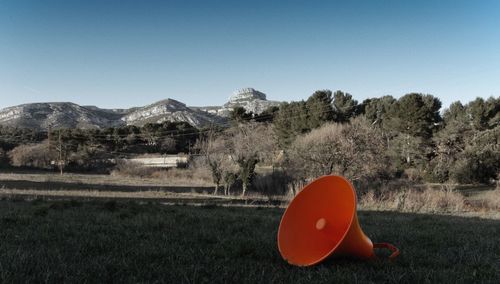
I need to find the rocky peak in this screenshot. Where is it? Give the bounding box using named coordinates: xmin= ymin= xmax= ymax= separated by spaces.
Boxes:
xmin=221 ymin=88 xmax=280 ymax=115
xmin=228 ymin=88 xmax=267 ymax=102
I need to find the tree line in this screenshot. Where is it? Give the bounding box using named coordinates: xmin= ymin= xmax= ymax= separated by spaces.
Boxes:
xmin=201 ymin=91 xmax=499 ymax=196
xmin=0 ymin=121 xmax=199 ymax=172
xmin=1 ymin=91 xmax=498 ymax=191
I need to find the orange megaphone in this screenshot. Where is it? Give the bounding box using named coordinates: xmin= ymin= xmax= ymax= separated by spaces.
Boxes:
xmin=277 ymin=175 xmax=399 ymax=266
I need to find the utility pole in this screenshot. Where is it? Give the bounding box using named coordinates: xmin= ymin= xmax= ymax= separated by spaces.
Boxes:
xmin=47 ymin=125 xmax=52 ymax=151
xmin=57 ymin=130 xmax=64 ymax=175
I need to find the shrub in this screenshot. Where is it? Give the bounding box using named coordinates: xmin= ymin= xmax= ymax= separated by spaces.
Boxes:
xmin=450 ymin=150 xmax=500 ymax=184
xmin=8 ymin=142 xmax=54 ymax=169
xmin=287 ymin=117 xmax=388 ymax=180
xmin=449 ymin=127 xmax=500 ymax=184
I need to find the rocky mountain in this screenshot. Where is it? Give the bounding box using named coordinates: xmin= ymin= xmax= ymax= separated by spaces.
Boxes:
xmin=0 ymin=88 xmax=281 ymax=130
xmin=0 ymin=102 xmax=124 ymax=130
xmin=193 ymin=88 xmax=281 ymax=116
xmin=121 ymin=99 xmax=226 ymax=127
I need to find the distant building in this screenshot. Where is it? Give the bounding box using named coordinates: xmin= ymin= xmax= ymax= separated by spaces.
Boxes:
xmin=127 ymin=155 xmax=188 ymax=168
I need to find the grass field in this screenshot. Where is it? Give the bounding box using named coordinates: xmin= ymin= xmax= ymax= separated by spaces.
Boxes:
xmin=0 ymin=199 xmax=498 ymax=283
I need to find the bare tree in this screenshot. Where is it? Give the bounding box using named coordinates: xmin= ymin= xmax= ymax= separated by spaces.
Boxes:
xmin=227 ymin=122 xmax=278 ymax=196
xmin=197 ymin=128 xmax=228 ymax=195
xmin=221 ymin=159 xmax=238 ymax=196
xmin=8 ymin=140 xmax=55 ymax=169
xmin=288 ymin=117 xmax=387 ymax=181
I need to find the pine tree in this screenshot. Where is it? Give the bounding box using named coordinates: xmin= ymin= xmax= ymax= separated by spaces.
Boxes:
xmin=332 ymin=91 xmax=359 ymax=123
xmin=306 ymin=90 xmax=334 ymax=129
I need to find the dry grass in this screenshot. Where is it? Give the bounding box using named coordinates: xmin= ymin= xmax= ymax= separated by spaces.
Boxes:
xmin=359 ymin=185 xmax=466 ymax=213
xmin=0 ymin=188 xmax=177 ymax=200
xmin=468 ymin=188 xmax=500 ymax=211
xmin=150 ymin=167 xmax=212 ymax=184
xmin=2 ymin=170 xmax=498 ymax=216
xmin=111 ymin=160 xmax=213 ymax=186
xmin=0 ymin=169 xmax=213 ymax=188
xmin=110 ymin=160 xmax=157 ymax=177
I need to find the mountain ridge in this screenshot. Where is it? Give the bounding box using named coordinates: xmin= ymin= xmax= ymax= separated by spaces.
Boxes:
xmin=0 ymin=88 xmax=281 ymax=130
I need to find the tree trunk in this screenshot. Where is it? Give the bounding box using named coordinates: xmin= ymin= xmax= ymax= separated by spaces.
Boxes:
xmin=241 ymin=183 xmax=247 ymax=197
xmin=213 ymin=184 xmax=219 ymax=195
xmin=405 ymin=134 xmax=411 ymax=164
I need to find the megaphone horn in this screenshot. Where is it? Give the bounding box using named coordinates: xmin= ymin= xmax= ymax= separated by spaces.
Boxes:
xmin=277 ymin=175 xmax=399 ymax=266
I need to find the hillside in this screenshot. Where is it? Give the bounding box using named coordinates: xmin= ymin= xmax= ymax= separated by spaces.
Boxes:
xmin=0 ymin=102 xmax=124 ymax=130
xmin=121 ymin=99 xmax=226 ymax=127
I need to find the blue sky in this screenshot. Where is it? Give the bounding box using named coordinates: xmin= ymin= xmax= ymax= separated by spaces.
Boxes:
xmin=1 ymin=0 xmax=499 ymax=109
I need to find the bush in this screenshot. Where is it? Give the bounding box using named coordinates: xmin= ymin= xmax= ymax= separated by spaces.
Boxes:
xmin=449 ymin=127 xmax=500 ymax=184
xmin=8 ymin=142 xmax=54 ymax=169
xmin=287 ymin=117 xmax=388 ymax=180
xmin=450 ymin=151 xmax=500 ymax=184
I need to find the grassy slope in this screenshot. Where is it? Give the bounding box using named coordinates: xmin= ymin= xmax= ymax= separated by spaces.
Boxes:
xmin=0 ymin=200 xmax=499 ymax=283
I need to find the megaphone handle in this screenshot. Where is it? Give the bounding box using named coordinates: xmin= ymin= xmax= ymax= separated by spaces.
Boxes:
xmin=373 ymin=243 xmax=400 ymax=260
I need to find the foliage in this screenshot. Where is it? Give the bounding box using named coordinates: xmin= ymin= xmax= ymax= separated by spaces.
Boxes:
xmin=305 ymin=90 xmax=334 ymax=128
xmin=449 ymin=126 xmax=500 ymax=183
xmin=332 ymin=90 xmax=360 ymax=122
xmin=466 ymin=97 xmax=500 ymax=130
xmin=229 ymin=106 xmax=253 ymax=123
xmin=387 ymin=93 xmax=442 ymax=139
xmin=361 ymin=95 xmax=397 ymax=128
xmin=273 ymin=101 xmax=309 ymax=148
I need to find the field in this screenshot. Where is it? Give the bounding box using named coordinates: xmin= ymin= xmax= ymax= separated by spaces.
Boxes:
xmin=0 ymin=199 xmax=499 ymax=283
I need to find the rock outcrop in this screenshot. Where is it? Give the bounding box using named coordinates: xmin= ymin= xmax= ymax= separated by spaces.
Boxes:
xmin=194 ymin=88 xmax=281 ymax=117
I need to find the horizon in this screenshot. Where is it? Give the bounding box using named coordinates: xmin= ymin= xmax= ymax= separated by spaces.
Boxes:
xmin=1 ymin=0 xmax=499 ymax=110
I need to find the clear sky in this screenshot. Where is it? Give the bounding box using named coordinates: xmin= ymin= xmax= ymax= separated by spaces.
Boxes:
xmin=1 ymin=0 xmax=499 ymax=110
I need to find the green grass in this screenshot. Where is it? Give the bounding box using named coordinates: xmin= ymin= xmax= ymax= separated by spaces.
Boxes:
xmin=0 ymin=200 xmax=499 ymax=283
